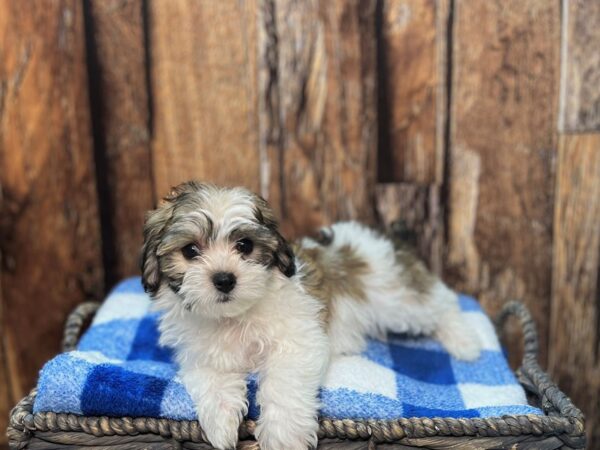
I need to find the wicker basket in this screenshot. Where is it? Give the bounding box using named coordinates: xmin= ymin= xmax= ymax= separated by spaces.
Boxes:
xmin=7 ymin=301 xmax=586 ymax=449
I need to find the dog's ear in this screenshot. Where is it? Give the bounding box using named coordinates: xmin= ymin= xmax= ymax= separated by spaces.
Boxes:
xmin=140 ymin=182 xmax=199 ymax=294
xmin=140 ymin=204 xmax=171 ymax=294
xmin=252 ymin=194 xmax=296 ymax=278
xmin=273 ymin=231 xmax=296 ymax=277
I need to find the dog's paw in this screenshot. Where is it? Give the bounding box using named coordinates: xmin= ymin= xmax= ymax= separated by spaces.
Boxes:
xmin=446 ymin=333 xmax=481 ymax=361
xmin=435 ymin=312 xmax=482 ymax=361
xmin=198 ymin=401 xmax=244 ymax=450
xmin=201 ymin=415 xmax=240 ymax=450
xmin=255 ymin=413 xmax=318 ymax=450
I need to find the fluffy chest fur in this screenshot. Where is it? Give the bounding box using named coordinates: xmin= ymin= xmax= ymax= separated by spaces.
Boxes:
xmin=154 ymin=274 xmax=327 ymax=374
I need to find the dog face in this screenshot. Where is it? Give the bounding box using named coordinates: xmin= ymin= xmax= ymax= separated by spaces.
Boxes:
xmin=141 ymin=181 xmax=295 ymax=318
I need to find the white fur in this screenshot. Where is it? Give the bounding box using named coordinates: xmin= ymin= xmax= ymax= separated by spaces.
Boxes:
xmin=154 ymin=276 xmax=328 ymax=450
xmin=319 ymin=222 xmax=481 ymax=361
xmin=152 ymin=199 xmax=480 ymax=449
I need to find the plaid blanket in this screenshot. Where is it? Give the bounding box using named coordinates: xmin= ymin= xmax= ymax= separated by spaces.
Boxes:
xmin=34 ymin=277 xmax=541 ymax=420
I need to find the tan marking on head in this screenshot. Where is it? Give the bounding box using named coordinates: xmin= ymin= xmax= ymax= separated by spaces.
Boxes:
xmin=296 ymin=243 xmax=370 ymax=324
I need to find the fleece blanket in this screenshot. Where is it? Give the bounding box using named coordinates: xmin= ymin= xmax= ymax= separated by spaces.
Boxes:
xmin=34 ymin=277 xmax=541 ymax=420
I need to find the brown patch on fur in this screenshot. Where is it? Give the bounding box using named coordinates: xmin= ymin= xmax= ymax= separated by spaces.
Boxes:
xmin=395 ymin=249 xmax=436 ymax=295
xmin=228 ymin=225 xmax=280 ymax=267
xmin=387 ymin=225 xmax=436 ymax=297
xmin=296 ymin=243 xmax=370 ymax=324
xmin=250 ymin=193 xmax=296 ymax=277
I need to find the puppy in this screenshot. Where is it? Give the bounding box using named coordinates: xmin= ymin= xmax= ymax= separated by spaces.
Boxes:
xmin=141 ymin=181 xmax=481 ymax=450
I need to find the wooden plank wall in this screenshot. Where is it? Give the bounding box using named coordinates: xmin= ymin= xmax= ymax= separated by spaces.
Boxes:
xmin=0 ymin=0 xmax=598 ymax=447
xmin=85 ymin=0 xmax=154 ymax=286
xmin=549 ymin=0 xmax=600 ymax=445
xmin=375 ymin=0 xmax=448 ymax=275
xmin=0 ymin=0 xmax=105 ymax=441
xmin=447 ymin=0 xmax=560 ymax=367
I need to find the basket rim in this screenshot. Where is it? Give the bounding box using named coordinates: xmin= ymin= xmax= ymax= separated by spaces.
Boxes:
xmin=7 ymin=301 xmax=586 ymax=449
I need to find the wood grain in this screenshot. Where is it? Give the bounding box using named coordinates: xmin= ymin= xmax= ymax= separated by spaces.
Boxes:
xmin=558 ymin=0 xmax=600 ymax=132
xmin=0 ymin=284 xmax=15 ymax=449
xmin=377 ymin=0 xmax=447 ymax=184
xmin=0 ymin=0 xmax=104 ymax=412
xmin=373 ymin=0 xmax=448 ymax=280
xmin=149 ymin=0 xmax=260 ymax=197
xmin=86 ymin=0 xmax=154 ymax=283
xmin=549 ymin=134 xmax=600 ymax=450
xmin=445 ymin=0 xmax=560 ymax=365
xmin=259 ymin=0 xmax=378 ymax=237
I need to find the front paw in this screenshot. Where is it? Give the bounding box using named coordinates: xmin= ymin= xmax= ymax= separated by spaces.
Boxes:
xmin=255 ymin=412 xmax=318 ymax=450
xmin=198 ymin=402 xmax=245 ymax=450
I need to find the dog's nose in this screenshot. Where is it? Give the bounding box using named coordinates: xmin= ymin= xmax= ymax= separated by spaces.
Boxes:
xmin=212 ymin=272 xmax=236 ymax=293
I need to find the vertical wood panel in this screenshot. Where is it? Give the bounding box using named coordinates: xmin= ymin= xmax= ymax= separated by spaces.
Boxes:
xmin=0 ymin=286 xmax=15 ymax=447
xmin=446 ymin=0 xmax=560 ymax=364
xmin=87 ymin=0 xmax=154 ymax=283
xmin=375 ymin=0 xmax=448 ymax=273
xmin=150 ymin=0 xmax=260 ymax=196
xmin=377 ymin=0 xmax=447 ymax=184
xmin=558 ymin=0 xmax=600 ymax=132
xmin=549 ymin=134 xmax=600 ymax=449
xmin=0 ymin=0 xmax=104 ymax=429
xmin=260 ymin=0 xmax=378 ymax=237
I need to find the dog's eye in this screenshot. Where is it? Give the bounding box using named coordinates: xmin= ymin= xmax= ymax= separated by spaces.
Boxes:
xmin=235 ymin=238 xmax=254 ymax=255
xmin=181 ymin=243 xmax=201 ymax=260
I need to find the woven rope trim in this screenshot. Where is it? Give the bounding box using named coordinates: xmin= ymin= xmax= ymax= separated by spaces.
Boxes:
xmin=8 ymin=301 xmax=586 ymax=449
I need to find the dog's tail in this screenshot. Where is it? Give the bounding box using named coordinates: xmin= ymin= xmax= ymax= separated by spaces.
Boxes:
xmin=388 ymin=220 xmax=419 ymax=252
xmin=311 ymin=226 xmax=335 ymax=246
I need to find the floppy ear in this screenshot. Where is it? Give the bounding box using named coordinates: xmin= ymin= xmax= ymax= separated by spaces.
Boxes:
xmin=140 ymin=192 xmax=181 ymax=294
xmin=273 ymin=230 xmax=296 ymax=277
xmin=140 ymin=203 xmax=173 ymax=294
xmin=141 ymin=181 xmax=208 ymax=293
xmin=252 ymin=194 xmax=296 ymax=278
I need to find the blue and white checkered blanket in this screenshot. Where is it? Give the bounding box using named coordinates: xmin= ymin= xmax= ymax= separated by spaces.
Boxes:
xmin=34 ymin=277 xmax=541 ymax=420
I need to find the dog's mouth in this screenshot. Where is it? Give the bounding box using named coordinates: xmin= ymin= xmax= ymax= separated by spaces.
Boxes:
xmin=181 ymin=295 xmax=231 ymax=312
xmin=217 ymin=294 xmax=232 ymax=303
